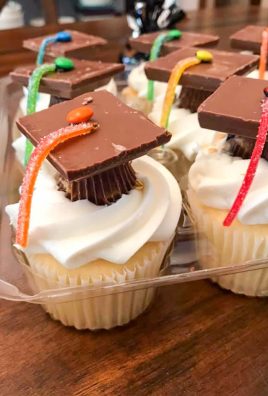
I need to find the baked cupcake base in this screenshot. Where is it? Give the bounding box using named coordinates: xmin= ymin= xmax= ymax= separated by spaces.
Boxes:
xmin=19 ymin=240 xmax=171 ymax=330
xmin=188 ymin=189 xmax=268 ymax=297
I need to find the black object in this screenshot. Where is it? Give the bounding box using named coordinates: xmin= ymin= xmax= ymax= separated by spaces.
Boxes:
xmin=127 ymin=0 xmax=186 ymax=35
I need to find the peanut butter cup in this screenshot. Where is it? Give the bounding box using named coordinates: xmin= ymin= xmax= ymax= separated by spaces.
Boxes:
xmin=145 ymin=47 xmax=259 ymax=113
xmin=17 ymin=91 xmax=171 ymax=205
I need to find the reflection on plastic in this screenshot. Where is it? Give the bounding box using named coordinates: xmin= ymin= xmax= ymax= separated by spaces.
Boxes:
xmin=1 ymin=76 xmax=268 ymax=308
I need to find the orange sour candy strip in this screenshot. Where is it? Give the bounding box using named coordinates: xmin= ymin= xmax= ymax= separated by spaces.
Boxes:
xmin=259 ymin=28 xmax=268 ymax=80
xmin=16 ymin=122 xmax=98 ymax=248
xmin=160 ymin=57 xmax=200 ymax=128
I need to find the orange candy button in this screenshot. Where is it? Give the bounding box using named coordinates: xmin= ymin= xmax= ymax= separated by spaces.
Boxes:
xmin=66 ymin=106 xmax=93 ymax=124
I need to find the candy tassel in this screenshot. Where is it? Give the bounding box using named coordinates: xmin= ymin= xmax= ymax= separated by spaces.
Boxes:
xmin=24 ymin=63 xmax=56 ymax=166
xmin=147 ymin=30 xmax=181 ymax=101
xmin=258 ymin=28 xmax=268 ymax=80
xmin=160 ymin=50 xmax=213 ymax=129
xmin=16 ymin=122 xmax=99 ymax=248
xmin=223 ymin=94 xmax=268 ymax=226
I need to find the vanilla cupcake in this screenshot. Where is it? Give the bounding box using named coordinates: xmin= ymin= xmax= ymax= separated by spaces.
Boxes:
xmin=6 ymin=90 xmax=181 ymax=329
xmin=188 ymin=76 xmax=268 ymax=297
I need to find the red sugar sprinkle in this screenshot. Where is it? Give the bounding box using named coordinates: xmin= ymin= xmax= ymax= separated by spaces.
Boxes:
xmin=223 ymin=98 xmax=268 ymax=226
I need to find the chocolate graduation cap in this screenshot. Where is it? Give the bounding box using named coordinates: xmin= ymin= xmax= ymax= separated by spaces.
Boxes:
xmin=198 ymin=76 xmax=268 ymax=159
xmin=10 ymin=59 xmax=124 ymax=100
xmin=130 ymin=31 xmax=219 ymax=55
xmin=17 ymin=91 xmax=171 ymax=205
xmin=230 ymin=25 xmax=266 ymax=54
xmin=145 ymin=47 xmax=259 ymax=112
xmin=23 ymin=30 xmax=107 ymax=60
xmin=198 ymin=76 xmax=268 ymax=138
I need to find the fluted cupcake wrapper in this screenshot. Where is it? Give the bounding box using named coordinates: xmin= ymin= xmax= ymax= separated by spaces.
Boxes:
xmin=178 ymin=87 xmax=211 ymax=113
xmin=188 ymin=189 xmax=268 ymax=297
xmin=224 ymin=136 xmax=268 ymax=160
xmin=22 ymin=241 xmax=171 ymax=330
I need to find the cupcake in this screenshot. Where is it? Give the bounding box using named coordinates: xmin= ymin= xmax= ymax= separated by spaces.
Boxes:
xmin=122 ymin=29 xmax=219 ymax=114
xmin=188 ymin=76 xmax=268 ymax=297
xmin=144 ymin=47 xmax=259 ymax=184
xmin=6 ymin=90 xmax=181 ymax=329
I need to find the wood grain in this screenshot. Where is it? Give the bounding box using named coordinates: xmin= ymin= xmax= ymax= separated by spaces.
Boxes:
xmin=1 ymin=5 xmax=268 ymax=396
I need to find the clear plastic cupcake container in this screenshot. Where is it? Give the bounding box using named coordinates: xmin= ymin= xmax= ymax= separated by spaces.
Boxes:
xmin=2 ymin=77 xmax=268 ymax=331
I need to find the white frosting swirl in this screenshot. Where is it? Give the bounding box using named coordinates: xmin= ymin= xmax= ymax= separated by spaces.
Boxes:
xmin=6 ymin=156 xmax=181 ymax=268
xmin=247 ymin=70 xmax=268 ymax=80
xmin=20 ymin=87 xmax=51 ymax=115
xmin=148 ymin=95 xmax=220 ymax=160
xmin=96 ymin=78 xmax=118 ymax=96
xmin=189 ymin=152 xmax=268 ymax=225
xmin=128 ymin=63 xmax=170 ymax=99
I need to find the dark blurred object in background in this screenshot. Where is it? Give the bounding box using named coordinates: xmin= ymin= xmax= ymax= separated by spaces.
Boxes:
xmin=127 ymin=0 xmax=186 ymax=36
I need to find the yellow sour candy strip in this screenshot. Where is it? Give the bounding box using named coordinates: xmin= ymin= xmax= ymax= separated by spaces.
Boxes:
xmin=160 ymin=57 xmax=200 ymax=128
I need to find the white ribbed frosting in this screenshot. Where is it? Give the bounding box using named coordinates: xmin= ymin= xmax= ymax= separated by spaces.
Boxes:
xmin=6 ymin=156 xmax=181 ymax=268
xmin=189 ymin=152 xmax=268 ymax=225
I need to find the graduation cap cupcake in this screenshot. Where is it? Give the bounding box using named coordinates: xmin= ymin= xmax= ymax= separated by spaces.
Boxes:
xmin=6 ymin=90 xmax=181 ymax=330
xmin=23 ymin=30 xmax=107 ymax=62
xmin=188 ymin=75 xmax=268 ymax=297
xmin=144 ymin=47 xmax=259 ymax=164
xmin=122 ymin=29 xmax=219 ymax=114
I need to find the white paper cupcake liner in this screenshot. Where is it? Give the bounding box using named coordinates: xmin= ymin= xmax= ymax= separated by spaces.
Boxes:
xmin=24 ymin=241 xmax=170 ymax=330
xmin=188 ymin=190 xmax=268 ymax=297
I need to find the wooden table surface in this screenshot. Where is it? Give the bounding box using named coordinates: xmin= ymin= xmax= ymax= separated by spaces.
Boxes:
xmin=1 ymin=5 xmax=268 ymax=396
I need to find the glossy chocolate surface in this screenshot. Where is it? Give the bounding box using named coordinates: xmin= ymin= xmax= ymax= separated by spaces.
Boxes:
xmin=198 ymin=76 xmax=268 ymax=139
xmin=230 ymin=25 xmax=265 ymax=54
xmin=10 ymin=59 xmax=124 ymax=99
xmin=23 ymin=30 xmax=107 ymax=58
xmin=145 ymin=47 xmax=259 ymax=91
xmin=17 ymin=91 xmax=171 ymax=181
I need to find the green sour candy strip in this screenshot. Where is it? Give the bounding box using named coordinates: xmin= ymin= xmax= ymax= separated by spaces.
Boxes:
xmin=24 ymin=63 xmax=56 ymax=166
xmin=147 ymin=29 xmax=182 ymax=102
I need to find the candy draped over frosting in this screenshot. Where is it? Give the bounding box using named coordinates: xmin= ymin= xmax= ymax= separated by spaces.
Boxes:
xmin=147 ymin=29 xmax=181 ymax=101
xmin=16 ymin=122 xmax=98 ymax=248
xmin=223 ymin=92 xmax=268 ymax=226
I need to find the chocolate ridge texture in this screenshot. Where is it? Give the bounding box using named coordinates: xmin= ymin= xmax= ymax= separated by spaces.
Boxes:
xmin=145 ymin=47 xmax=259 ymax=92
xmin=10 ymin=59 xmax=124 ymax=99
xmin=130 ymin=31 xmax=219 ymax=55
xmin=17 ymin=91 xmax=171 ymax=182
xmin=198 ymin=75 xmax=268 ymax=140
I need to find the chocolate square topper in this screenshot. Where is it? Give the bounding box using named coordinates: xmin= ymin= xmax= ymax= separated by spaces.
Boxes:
xmin=230 ymin=25 xmax=266 ymax=54
xmin=17 ymin=91 xmax=170 ymax=205
xmin=145 ymin=47 xmax=259 ymax=92
xmin=198 ymin=75 xmax=268 ymax=140
xmin=10 ymin=59 xmax=124 ymax=99
xmin=130 ymin=31 xmax=219 ymax=55
xmin=23 ymin=30 xmax=107 ymax=60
